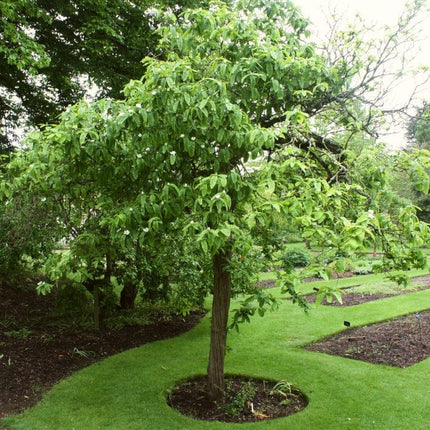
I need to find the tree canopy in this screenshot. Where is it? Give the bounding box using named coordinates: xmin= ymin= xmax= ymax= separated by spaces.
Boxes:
xmin=408 ymin=102 xmax=430 ymax=149
xmin=405 ymin=102 xmax=430 ymax=222
xmin=3 ymin=0 xmax=430 ymax=399
xmin=0 ymin=0 xmax=208 ymax=151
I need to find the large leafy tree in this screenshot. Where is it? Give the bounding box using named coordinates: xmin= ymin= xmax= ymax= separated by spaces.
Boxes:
xmin=408 ymin=102 xmax=430 ymax=149
xmin=405 ymin=102 xmax=430 ymax=222
xmin=0 ymin=0 xmax=207 ymax=150
xmin=5 ymin=0 xmax=429 ymax=400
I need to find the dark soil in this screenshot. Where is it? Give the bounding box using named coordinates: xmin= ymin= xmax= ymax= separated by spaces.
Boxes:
xmin=0 ymin=284 xmax=204 ymax=419
xmin=168 ymin=375 xmax=308 ymax=423
xmin=305 ymin=275 xmax=430 ymax=307
xmin=256 ymin=271 xmax=365 ymax=289
xmin=304 ymin=310 xmax=430 ymax=367
xmin=302 ymin=275 xmax=430 ymax=367
xmin=1 ymin=274 xmax=429 ymax=423
xmin=305 ymin=291 xmax=411 ymax=306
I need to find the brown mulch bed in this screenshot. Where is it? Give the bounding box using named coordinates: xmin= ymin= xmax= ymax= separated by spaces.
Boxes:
xmin=305 ymin=291 xmax=409 ymax=306
xmin=0 ymin=284 xmax=204 ymax=419
xmin=256 ymin=271 xmax=365 ymax=289
xmin=302 ymin=275 xmax=430 ymax=368
xmin=304 ymin=275 xmax=430 ymax=307
xmin=304 ymin=310 xmax=430 ymax=367
xmin=259 ymin=275 xmax=430 ymax=368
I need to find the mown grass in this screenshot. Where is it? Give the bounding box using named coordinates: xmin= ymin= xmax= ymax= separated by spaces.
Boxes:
xmin=259 ymin=267 xmax=430 ymax=290
xmin=3 ymin=275 xmax=430 ymax=429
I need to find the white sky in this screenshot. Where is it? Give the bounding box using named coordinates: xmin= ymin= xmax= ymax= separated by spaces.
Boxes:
xmin=295 ymin=0 xmax=430 ymax=148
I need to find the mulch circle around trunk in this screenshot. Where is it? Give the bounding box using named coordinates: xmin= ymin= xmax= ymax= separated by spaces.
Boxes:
xmin=167 ymin=375 xmax=308 ymax=423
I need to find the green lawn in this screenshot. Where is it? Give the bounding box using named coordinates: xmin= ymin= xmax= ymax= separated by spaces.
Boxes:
xmin=259 ymin=267 xmax=430 ymax=290
xmin=3 ymin=277 xmax=430 ymax=429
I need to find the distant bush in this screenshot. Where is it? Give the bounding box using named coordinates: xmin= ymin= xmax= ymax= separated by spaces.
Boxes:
xmin=281 ymin=248 xmax=311 ymax=273
xmin=351 ymin=260 xmax=373 ymax=275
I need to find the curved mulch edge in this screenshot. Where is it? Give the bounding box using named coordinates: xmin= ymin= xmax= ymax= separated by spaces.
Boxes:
xmin=167 ymin=374 xmax=308 ymax=423
xmin=256 ymin=274 xmax=430 ymax=307
xmin=0 ymin=299 xmax=205 ymax=419
xmin=304 ymin=309 xmax=430 ymax=368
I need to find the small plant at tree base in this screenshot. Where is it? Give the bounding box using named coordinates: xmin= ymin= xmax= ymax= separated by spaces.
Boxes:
xmin=221 ymin=380 xmax=258 ymax=416
xmin=270 ymin=380 xmax=295 ymax=406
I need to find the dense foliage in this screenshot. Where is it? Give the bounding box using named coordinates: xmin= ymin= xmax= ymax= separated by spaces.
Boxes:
xmin=0 ymin=0 xmax=208 ymax=150
xmin=408 ymin=102 xmax=430 ymax=149
xmin=405 ymin=102 xmax=430 ymax=222
xmin=281 ymin=249 xmax=311 ymax=273
xmin=2 ymin=0 xmax=429 ymax=398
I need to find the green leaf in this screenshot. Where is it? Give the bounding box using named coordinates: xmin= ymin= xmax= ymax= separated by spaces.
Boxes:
xmin=185 ymin=139 xmax=195 ymax=157
xmin=210 ymin=175 xmax=218 ymax=189
xmin=36 ymin=281 xmax=53 ymax=295
xmin=220 ymin=227 xmax=231 ymax=237
xmin=200 ymin=240 xmax=208 ymax=254
xmin=246 ymin=213 xmax=256 ymax=228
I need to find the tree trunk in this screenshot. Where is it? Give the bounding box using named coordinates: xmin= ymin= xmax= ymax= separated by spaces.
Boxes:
xmin=94 ymin=250 xmax=113 ymax=330
xmin=93 ymin=284 xmax=100 ymax=331
xmin=207 ymin=248 xmax=232 ymax=400
xmin=120 ymin=282 xmax=138 ymax=309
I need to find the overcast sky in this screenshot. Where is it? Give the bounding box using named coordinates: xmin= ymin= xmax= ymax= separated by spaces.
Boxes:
xmin=295 ymin=0 xmax=430 ymax=148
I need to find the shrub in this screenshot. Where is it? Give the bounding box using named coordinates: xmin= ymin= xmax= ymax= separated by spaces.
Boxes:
xmin=222 ymin=380 xmax=257 ymax=416
xmin=55 ymin=282 xmax=93 ymax=318
xmin=281 ymin=248 xmax=311 ymax=273
xmin=351 ymin=260 xmax=373 ymax=275
xmin=0 ymin=193 xmax=62 ymax=283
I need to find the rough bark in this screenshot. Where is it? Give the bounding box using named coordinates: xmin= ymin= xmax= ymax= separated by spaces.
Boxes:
xmin=93 ymin=250 xmax=113 ymax=330
xmin=120 ymin=282 xmax=138 ymax=309
xmin=207 ymin=248 xmax=232 ymax=400
xmin=93 ymin=284 xmax=100 ymax=331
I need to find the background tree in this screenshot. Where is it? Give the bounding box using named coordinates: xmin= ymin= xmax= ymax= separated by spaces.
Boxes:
xmin=408 ymin=102 xmax=430 ymax=149
xmin=0 ymin=0 xmax=208 ymax=149
xmin=0 ymin=191 xmax=62 ymax=284
xmin=4 ymin=0 xmax=430 ymax=401
xmin=0 ymin=0 xmax=209 ymax=303
xmin=405 ymin=102 xmax=430 ymax=222
xmin=320 ymin=0 xmax=429 ymax=137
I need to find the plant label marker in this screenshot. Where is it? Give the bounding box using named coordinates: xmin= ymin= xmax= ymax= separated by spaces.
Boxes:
xmin=348 ymin=336 xmax=366 ymax=342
